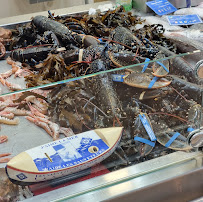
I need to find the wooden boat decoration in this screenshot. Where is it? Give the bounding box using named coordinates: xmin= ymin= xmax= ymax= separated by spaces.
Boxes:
xmin=6 ymin=127 xmax=123 ymax=184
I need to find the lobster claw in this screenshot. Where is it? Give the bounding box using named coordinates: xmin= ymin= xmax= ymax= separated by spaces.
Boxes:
xmin=123 ymin=72 xmax=171 ymax=89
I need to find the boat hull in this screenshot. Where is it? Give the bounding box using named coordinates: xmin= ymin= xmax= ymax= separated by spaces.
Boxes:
xmin=6 ymin=127 xmax=123 ymax=183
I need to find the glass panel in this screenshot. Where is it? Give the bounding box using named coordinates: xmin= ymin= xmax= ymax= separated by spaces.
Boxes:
xmin=0 ymin=5 xmax=202 ymax=201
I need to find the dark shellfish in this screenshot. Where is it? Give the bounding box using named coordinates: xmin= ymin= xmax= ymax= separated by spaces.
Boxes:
xmin=111 ymin=26 xmax=142 ymax=47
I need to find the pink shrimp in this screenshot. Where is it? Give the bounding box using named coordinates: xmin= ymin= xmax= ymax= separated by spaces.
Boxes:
xmin=0 ymin=153 xmax=12 ymax=163
xmin=60 ymin=127 xmax=75 ymax=137
xmin=0 ymin=69 xmax=13 ymax=79
xmin=29 ymin=116 xmax=60 ymax=140
xmin=0 ymin=135 xmax=8 ymax=143
xmin=27 ymin=102 xmax=48 ymax=118
xmin=0 ymin=157 xmax=12 ymax=163
xmin=0 ymin=111 xmax=14 ymax=119
xmin=26 ymin=116 xmax=53 ymax=139
xmin=0 ymin=116 xmax=19 ymax=125
xmin=4 ymin=107 xmax=31 ymax=116
xmin=0 ymin=75 xmax=6 ymax=85
xmin=4 ymin=80 xmax=22 ymax=91
xmin=0 ymin=42 xmax=5 ymax=58
xmin=25 ymin=96 xmax=48 ymax=114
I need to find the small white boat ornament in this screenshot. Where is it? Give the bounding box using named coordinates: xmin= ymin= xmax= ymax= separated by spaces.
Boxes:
xmin=6 ymin=127 xmax=123 ymax=184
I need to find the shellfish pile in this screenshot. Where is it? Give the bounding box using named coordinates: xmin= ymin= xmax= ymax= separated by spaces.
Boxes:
xmin=0 ymin=5 xmax=202 ymax=191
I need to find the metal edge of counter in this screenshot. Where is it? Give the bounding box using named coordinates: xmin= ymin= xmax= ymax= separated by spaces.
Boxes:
xmin=23 ymin=151 xmax=203 ymax=202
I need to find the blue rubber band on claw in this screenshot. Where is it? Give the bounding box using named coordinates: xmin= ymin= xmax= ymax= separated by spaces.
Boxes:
xmin=134 ymin=136 xmax=155 ymax=147
xmin=165 ymin=132 xmax=180 ymax=147
xmin=187 ymin=127 xmax=194 ymax=132
xmin=141 ymin=58 xmax=150 ymax=73
xmin=148 ymin=76 xmax=158 ymax=89
xmin=156 ymin=61 xmax=169 ymax=72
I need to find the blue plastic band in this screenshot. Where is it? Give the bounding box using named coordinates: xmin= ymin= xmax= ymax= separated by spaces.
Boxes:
xmin=134 ymin=136 xmax=155 ymax=147
xmin=148 ymin=76 xmax=158 ymax=89
xmin=112 ymin=74 xmax=124 ymax=82
xmin=141 ymin=58 xmax=151 ymax=73
xmin=165 ymin=132 xmax=180 ymax=147
xmin=144 ymin=38 xmax=154 ymax=47
xmin=139 ymin=114 xmax=157 ymax=141
xmin=187 ymin=127 xmax=194 ymax=132
xmin=98 ymin=38 xmax=103 ymax=42
xmin=156 ymin=61 xmax=169 ymax=73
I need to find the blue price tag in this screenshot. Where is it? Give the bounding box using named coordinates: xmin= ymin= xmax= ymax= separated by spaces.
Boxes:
xmin=139 ymin=114 xmax=157 ymax=141
xmin=112 ymin=74 xmax=124 ymax=82
xmin=146 ymin=0 xmax=177 ymax=16
xmin=141 ymin=58 xmax=151 ymax=73
xmin=167 ymin=14 xmax=203 ymax=25
xmin=148 ymin=76 xmax=158 ymax=89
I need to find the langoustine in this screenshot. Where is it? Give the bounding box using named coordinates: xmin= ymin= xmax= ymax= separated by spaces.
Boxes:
xmin=0 ymin=135 xmax=12 ymax=163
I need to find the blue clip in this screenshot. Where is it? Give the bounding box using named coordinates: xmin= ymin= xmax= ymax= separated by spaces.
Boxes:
xmin=112 ymin=74 xmax=124 ymax=82
xmin=134 ymin=136 xmax=155 ymax=147
xmin=139 ymin=114 xmax=157 ymax=141
xmin=148 ymin=76 xmax=158 ymax=89
xmin=156 ymin=61 xmax=169 ymax=73
xmin=187 ymin=127 xmax=194 ymax=132
xmin=141 ymin=58 xmax=151 ymax=73
xmin=165 ymin=132 xmax=180 ymax=147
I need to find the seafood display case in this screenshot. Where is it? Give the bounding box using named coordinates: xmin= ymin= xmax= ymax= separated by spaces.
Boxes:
xmin=0 ymin=2 xmax=203 ymax=201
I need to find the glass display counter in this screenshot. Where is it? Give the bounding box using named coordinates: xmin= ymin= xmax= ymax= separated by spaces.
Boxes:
xmin=0 ymin=2 xmax=202 ymax=201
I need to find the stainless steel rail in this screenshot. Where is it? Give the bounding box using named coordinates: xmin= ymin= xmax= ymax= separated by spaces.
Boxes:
xmin=24 ymin=151 xmax=203 ymax=202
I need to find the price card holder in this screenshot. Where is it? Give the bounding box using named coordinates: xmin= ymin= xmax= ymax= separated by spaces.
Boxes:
xmin=146 ymin=0 xmax=177 ymax=16
xmin=167 ymin=14 xmax=203 ymax=25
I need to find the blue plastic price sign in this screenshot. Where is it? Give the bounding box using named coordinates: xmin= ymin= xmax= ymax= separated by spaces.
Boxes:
xmin=167 ymin=14 xmax=203 ymax=25
xmin=146 ymin=0 xmax=177 ymax=16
